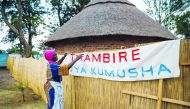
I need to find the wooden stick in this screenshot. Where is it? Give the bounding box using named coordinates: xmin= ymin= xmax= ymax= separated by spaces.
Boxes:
xmin=122 ymin=90 xmax=190 ymax=107
xmin=121 ymin=90 xmax=158 ymax=100
xmin=157 ymin=79 xmax=163 ymax=109
xmin=71 ymin=76 xmax=76 ymax=109
xmin=162 ymin=98 xmax=190 ymax=107
xmin=180 ymin=61 xmax=190 ymax=66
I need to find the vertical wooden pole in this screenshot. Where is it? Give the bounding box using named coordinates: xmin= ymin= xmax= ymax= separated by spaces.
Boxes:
xmin=157 ymin=79 xmax=163 ymax=109
xmin=71 ymin=76 xmax=76 ymax=109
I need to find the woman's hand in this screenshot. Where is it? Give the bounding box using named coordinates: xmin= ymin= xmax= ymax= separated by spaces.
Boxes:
xmin=58 ymin=52 xmax=68 ymax=65
xmin=63 ymin=53 xmax=68 ymax=57
xmin=68 ymin=54 xmax=83 ymax=69
xmin=76 ymin=54 xmax=83 ymax=60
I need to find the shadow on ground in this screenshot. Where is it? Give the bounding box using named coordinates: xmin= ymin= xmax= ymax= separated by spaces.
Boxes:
xmin=0 ymin=68 xmax=47 ymax=109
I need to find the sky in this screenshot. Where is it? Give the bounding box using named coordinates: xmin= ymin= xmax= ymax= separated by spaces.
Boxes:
xmin=0 ymin=0 xmax=147 ymax=51
xmin=128 ymin=0 xmax=148 ymax=11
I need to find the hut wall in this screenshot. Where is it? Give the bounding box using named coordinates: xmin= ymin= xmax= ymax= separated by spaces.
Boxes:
xmin=55 ymin=36 xmax=165 ymax=54
xmin=54 ymin=37 xmax=190 ymax=109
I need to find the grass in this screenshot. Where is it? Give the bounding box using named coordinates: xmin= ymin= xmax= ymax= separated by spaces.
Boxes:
xmin=0 ymin=68 xmax=46 ymax=109
xmin=0 ymin=100 xmax=46 ymax=109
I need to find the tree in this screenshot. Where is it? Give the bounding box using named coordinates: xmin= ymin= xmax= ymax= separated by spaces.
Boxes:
xmin=6 ymin=45 xmax=20 ymax=54
xmin=16 ymin=83 xmax=28 ymax=102
xmin=144 ymin=0 xmax=190 ymax=38
xmin=49 ymin=0 xmax=90 ymax=30
xmin=0 ymin=49 xmax=6 ymax=54
xmin=175 ymin=11 xmax=190 ymax=38
xmin=37 ymin=39 xmax=53 ymax=51
xmin=1 ymin=0 xmax=45 ymax=57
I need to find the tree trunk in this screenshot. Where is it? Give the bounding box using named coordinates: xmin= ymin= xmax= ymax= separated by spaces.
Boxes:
xmin=18 ymin=33 xmax=32 ymax=57
xmin=28 ymin=27 xmax=32 ymax=46
xmin=22 ymin=90 xmax=25 ymax=102
xmin=24 ymin=44 xmax=32 ymax=58
xmin=58 ymin=0 xmax=63 ymax=26
xmin=1 ymin=0 xmax=32 ymax=58
xmin=27 ymin=0 xmax=32 ymax=47
xmin=17 ymin=0 xmax=32 ymax=58
xmin=18 ymin=44 xmax=23 ymax=57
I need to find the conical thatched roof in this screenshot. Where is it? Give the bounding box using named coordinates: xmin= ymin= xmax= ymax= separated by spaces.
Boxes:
xmin=46 ymin=0 xmax=176 ymax=43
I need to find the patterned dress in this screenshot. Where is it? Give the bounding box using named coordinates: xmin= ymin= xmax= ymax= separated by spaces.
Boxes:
xmin=44 ymin=63 xmax=69 ymax=109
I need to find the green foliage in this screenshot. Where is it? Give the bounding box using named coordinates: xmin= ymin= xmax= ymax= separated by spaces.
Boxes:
xmin=0 ymin=50 xmax=6 ymax=54
xmin=175 ymin=12 xmax=190 ymax=38
xmin=144 ymin=0 xmax=190 ymax=38
xmin=0 ymin=0 xmax=46 ymax=46
xmin=32 ymin=50 xmax=39 ymax=59
xmin=32 ymin=51 xmax=40 ymax=55
xmin=1 ymin=31 xmax=18 ymax=43
xmin=21 ymin=0 xmax=46 ymax=38
xmin=16 ymin=82 xmax=28 ymax=102
xmin=37 ymin=39 xmax=53 ymax=51
xmin=16 ymin=83 xmax=28 ymax=91
xmin=6 ymin=46 xmax=20 ymax=54
xmin=0 ymin=3 xmax=2 ymax=28
xmin=49 ymin=0 xmax=90 ymax=31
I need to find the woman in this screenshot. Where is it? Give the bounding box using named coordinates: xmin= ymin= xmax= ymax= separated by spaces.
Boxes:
xmin=44 ymin=50 xmax=82 ymax=109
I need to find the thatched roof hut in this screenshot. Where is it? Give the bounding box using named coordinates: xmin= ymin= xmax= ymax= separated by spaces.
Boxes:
xmin=44 ymin=1 xmax=183 ymax=109
xmin=46 ymin=0 xmax=175 ymax=45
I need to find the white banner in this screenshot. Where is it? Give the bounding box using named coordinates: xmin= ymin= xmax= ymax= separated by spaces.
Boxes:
xmin=63 ymin=40 xmax=180 ymax=81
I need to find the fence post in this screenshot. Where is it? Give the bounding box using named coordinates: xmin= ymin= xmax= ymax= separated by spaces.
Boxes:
xmin=71 ymin=76 xmax=75 ymax=109
xmin=157 ymin=79 xmax=163 ymax=109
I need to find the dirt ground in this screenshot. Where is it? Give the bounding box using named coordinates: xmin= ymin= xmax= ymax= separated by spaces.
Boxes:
xmin=0 ymin=68 xmax=47 ymax=109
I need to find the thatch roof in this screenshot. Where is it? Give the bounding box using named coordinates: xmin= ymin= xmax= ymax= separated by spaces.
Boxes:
xmin=46 ymin=0 xmax=176 ymax=43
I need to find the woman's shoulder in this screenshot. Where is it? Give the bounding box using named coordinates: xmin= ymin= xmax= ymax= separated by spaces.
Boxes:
xmin=48 ymin=63 xmax=60 ymax=69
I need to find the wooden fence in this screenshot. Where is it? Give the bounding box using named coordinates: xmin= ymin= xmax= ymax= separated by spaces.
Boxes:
xmin=7 ymin=39 xmax=190 ymax=109
xmin=7 ymin=57 xmax=48 ymax=103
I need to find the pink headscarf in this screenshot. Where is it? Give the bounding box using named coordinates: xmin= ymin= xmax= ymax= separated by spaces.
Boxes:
xmin=44 ymin=50 xmax=56 ymax=64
